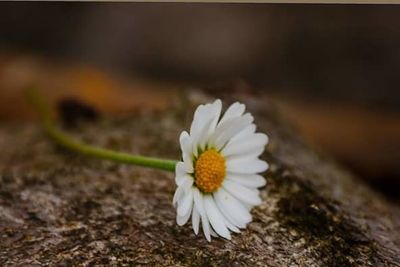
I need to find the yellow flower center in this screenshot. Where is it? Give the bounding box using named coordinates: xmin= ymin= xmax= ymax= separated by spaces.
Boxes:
xmin=194 ymin=149 xmax=226 ymax=193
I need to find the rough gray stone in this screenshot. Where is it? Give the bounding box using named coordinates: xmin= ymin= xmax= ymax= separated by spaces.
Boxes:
xmin=0 ymin=93 xmax=399 ymax=266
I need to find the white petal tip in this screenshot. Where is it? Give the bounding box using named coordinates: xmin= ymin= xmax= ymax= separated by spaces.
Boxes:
xmin=223 ymin=233 xmax=232 ymax=240
xmin=176 ymin=220 xmax=185 ymax=226
xmin=257 ymin=162 xmax=269 ymax=173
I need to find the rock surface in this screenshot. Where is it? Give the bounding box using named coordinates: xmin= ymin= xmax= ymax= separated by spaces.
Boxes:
xmin=0 ymin=92 xmax=399 ymax=266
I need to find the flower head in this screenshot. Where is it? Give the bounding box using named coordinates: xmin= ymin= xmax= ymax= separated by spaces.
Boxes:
xmin=173 ymin=99 xmax=269 ymax=241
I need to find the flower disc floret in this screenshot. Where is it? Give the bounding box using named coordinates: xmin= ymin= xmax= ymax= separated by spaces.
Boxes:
xmin=195 ymin=149 xmax=226 ymax=193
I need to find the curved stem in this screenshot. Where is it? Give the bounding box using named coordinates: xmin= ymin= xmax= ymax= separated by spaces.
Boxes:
xmin=25 ymin=88 xmax=177 ymax=172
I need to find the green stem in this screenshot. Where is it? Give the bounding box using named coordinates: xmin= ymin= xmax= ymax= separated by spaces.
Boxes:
xmin=25 ymin=88 xmax=178 ymax=172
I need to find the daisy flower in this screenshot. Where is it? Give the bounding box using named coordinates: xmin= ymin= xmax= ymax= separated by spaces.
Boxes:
xmin=173 ymin=99 xmax=269 ymax=241
xmin=28 ymin=89 xmax=268 ymax=241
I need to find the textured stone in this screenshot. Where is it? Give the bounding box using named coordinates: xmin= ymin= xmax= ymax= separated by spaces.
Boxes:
xmin=0 ymin=92 xmax=399 ymax=266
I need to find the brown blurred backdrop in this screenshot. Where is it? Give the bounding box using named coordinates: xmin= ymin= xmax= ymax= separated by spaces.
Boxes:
xmin=0 ymin=3 xmax=399 ymax=200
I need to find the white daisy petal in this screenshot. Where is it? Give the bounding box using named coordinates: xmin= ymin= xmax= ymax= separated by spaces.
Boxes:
xmin=177 ymin=189 xmax=194 ymax=217
xmin=204 ymin=195 xmax=231 ymax=240
xmin=210 ymin=228 xmax=218 ymax=237
xmin=190 ymin=105 xmax=208 ymax=156
xmin=175 ymin=162 xmax=185 ymax=183
xmin=175 ymin=174 xmax=192 ymax=187
xmin=172 ymin=178 xmax=193 ymax=206
xmin=182 ymin=178 xmax=194 ymax=193
xmin=193 ymin=187 xmax=205 ymax=216
xmin=213 ymin=191 xmax=245 ymax=229
xmin=183 ymin=158 xmax=194 ymax=173
xmin=230 ymin=124 xmax=256 ymax=143
xmin=189 ymin=105 xmax=204 ymax=137
xmin=173 ymin=184 xmax=184 ymax=207
xmin=179 ymin=131 xmax=192 ymax=158
xmin=210 ymin=115 xmax=249 ymax=146
xmin=226 ymin=173 xmax=266 ymax=188
xmin=223 ymin=216 xmax=240 ymax=233
xmin=173 ymin=178 xmax=194 ymax=207
xmin=214 ymin=196 xmax=241 ymax=233
xmin=175 ymin=161 xmax=193 ymax=185
xmin=214 ymin=114 xmax=254 ymax=150
xmin=219 ymin=102 xmax=245 ymax=125
xmin=197 ymin=117 xmax=216 ymax=151
xmin=214 ymin=187 xmax=252 ymax=227
xmin=208 ymin=99 xmax=222 ymax=134
xmin=244 ymin=147 xmax=265 ymax=159
xmin=177 ymin=208 xmax=192 ymax=226
xmin=193 ymin=102 xmax=217 ymax=135
xmin=223 ymin=180 xmax=262 ymax=206
xmin=201 ymin=212 xmax=211 ymax=242
xmin=226 ymin=158 xmax=269 ymax=174
xmin=175 ymin=161 xmax=185 ymax=174
xmin=191 ymin=102 xmax=221 ymax=152
xmin=242 ymin=202 xmax=254 ymax=211
xmin=225 ymin=147 xmax=264 ymax=162
xmin=223 ymin=133 xmax=268 ymax=157
xmin=192 ymin=207 xmax=200 ymax=235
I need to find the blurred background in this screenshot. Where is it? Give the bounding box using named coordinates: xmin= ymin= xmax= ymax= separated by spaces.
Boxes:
xmin=0 ymin=3 xmax=399 ymax=201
